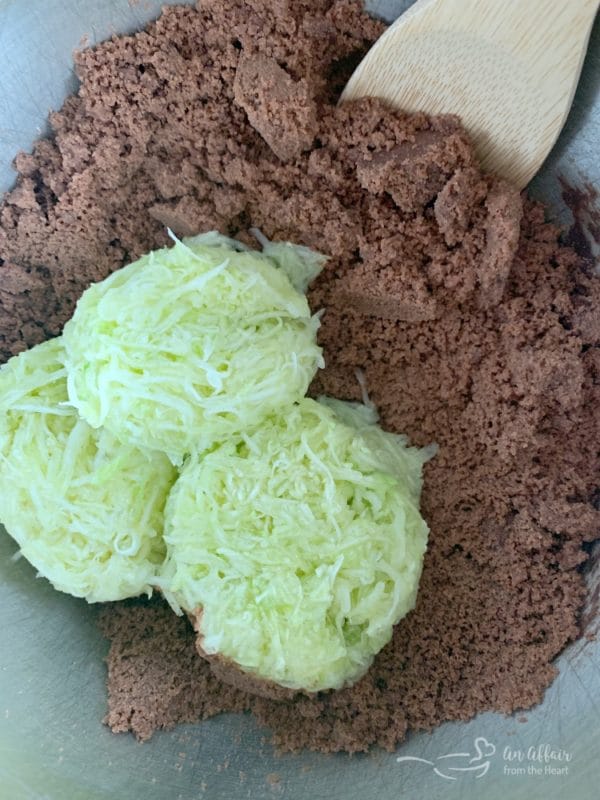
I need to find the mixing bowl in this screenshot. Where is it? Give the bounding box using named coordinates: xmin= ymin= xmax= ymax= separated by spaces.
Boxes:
xmin=1 ymin=1 xmax=598 ymax=798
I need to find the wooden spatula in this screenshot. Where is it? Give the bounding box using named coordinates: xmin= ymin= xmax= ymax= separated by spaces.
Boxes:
xmin=342 ymin=0 xmax=599 ymax=188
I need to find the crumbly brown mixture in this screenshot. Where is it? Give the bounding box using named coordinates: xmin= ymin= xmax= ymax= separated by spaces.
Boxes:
xmin=2 ymin=0 xmax=599 ymax=753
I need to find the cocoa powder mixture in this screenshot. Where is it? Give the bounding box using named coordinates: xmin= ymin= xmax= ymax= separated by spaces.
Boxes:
xmin=1 ymin=1 xmax=599 ymax=753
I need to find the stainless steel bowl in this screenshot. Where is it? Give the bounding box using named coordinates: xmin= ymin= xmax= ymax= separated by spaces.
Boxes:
xmin=1 ymin=2 xmax=598 ymax=798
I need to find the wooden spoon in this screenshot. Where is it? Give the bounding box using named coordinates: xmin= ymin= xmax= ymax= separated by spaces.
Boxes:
xmin=342 ymin=0 xmax=599 ymax=188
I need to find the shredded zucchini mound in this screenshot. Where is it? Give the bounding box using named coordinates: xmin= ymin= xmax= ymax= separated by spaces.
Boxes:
xmin=0 ymin=338 xmax=177 ymax=602
xmin=160 ymin=397 xmax=432 ymax=692
xmin=63 ymin=232 xmax=325 ymax=463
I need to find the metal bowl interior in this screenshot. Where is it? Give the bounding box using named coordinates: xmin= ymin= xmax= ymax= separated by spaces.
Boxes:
xmin=0 ymin=2 xmax=598 ymax=798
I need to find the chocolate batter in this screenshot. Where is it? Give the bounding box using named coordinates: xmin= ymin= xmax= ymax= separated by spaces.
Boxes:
xmin=1 ymin=0 xmax=599 ymax=753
